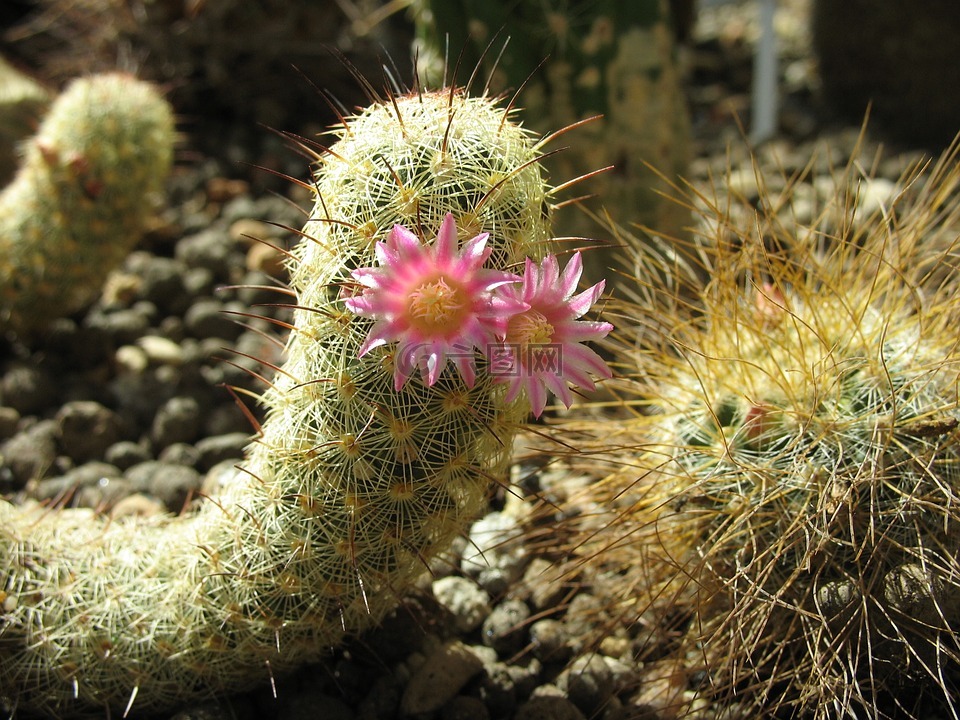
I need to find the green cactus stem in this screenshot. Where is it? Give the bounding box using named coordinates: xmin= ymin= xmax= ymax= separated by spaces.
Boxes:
xmin=0 ymin=87 xmax=555 ymax=717
xmin=0 ymin=72 xmax=174 ymax=338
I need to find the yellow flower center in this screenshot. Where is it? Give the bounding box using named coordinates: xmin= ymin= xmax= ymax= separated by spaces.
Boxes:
xmin=507 ymin=310 xmax=554 ymax=349
xmin=408 ymin=277 xmax=466 ymax=331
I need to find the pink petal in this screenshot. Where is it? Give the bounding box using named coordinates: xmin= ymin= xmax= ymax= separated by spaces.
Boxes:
xmin=566 ymin=281 xmax=606 ymax=317
xmin=527 ymin=378 xmax=549 ymax=418
xmin=434 ymin=213 xmax=458 ymax=263
xmin=459 ymin=232 xmax=492 ymax=270
xmin=557 ymin=252 xmax=584 ymax=298
xmin=558 ymin=320 xmax=614 ymax=343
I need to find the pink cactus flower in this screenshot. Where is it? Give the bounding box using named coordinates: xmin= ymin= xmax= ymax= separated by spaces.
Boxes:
xmin=345 ymin=213 xmax=524 ymax=390
xmin=492 ymin=252 xmax=613 ymax=417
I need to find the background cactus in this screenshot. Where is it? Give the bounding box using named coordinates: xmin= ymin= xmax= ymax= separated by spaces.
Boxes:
xmin=0 ymin=56 xmax=50 ymax=185
xmin=0 ymin=72 xmax=174 ymax=337
xmin=560 ymin=140 xmax=960 ymax=718
xmin=411 ymin=0 xmax=692 ymax=288
xmin=0 ymin=87 xmax=556 ymax=717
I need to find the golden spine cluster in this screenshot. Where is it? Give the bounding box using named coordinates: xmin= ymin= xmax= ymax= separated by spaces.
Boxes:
xmin=565 ymin=139 xmax=960 ymax=718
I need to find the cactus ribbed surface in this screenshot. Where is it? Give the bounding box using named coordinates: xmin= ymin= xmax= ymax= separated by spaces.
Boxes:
xmin=0 ymin=88 xmax=554 ymax=717
xmin=0 ymin=73 xmax=174 ymax=337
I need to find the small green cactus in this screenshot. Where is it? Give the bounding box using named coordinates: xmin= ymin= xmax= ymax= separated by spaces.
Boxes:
xmin=0 ymin=72 xmax=174 ymax=337
xmin=0 ymin=56 xmax=51 ymax=185
xmin=0 ymin=88 xmax=555 ymax=716
xmin=569 ymin=144 xmax=960 ymax=718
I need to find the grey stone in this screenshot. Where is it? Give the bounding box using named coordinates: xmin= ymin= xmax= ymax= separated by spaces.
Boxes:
xmin=557 ymin=654 xmax=616 ymax=716
xmin=441 ymin=695 xmax=490 ymax=720
xmin=126 ymin=461 xmax=202 ymax=511
xmin=514 ymin=695 xmax=586 ymax=720
xmin=1 ymin=363 xmax=56 ymax=415
xmin=432 ymin=576 xmax=492 ymax=633
xmin=529 ymin=619 xmax=572 ymax=663
xmin=0 ymin=406 xmax=20 ymax=441
xmin=151 ymin=396 xmax=202 ymax=449
xmin=104 ymin=440 xmax=152 ymax=470
xmin=195 ymin=432 xmax=250 ymax=471
xmin=184 ymin=299 xmax=243 ymax=341
xmin=400 ymin=641 xmax=485 ymax=716
xmin=56 ymin=400 xmax=122 ymax=464
xmin=481 ymin=599 xmax=530 ymax=657
xmin=1 ymin=419 xmax=58 ymax=485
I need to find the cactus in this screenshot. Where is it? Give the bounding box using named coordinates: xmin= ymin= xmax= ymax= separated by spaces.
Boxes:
xmin=0 ymin=72 xmax=174 ymax=338
xmin=411 ymin=0 xmax=692 ymax=288
xmin=566 ymin=141 xmax=960 ymax=718
xmin=0 ymin=88 xmax=561 ymax=717
xmin=0 ymin=56 xmax=50 ymax=185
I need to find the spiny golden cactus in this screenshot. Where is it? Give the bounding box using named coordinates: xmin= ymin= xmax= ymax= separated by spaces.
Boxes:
xmin=0 ymin=87 xmax=563 ymax=717
xmin=562 ymin=137 xmax=960 ymax=719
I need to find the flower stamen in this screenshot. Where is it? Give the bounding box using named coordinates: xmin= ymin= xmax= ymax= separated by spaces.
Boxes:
xmin=408 ymin=277 xmax=467 ymax=331
xmin=507 ymin=310 xmax=555 ymax=349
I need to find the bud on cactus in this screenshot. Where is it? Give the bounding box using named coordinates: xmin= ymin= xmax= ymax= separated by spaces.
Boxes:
xmin=0 ymin=87 xmax=562 ymax=716
xmin=0 ymin=73 xmax=174 ymax=337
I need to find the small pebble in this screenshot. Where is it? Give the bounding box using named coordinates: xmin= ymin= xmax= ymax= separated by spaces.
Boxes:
xmin=1 ymin=419 xmax=59 ymax=485
xmin=513 ymin=694 xmax=586 ymax=720
xmin=0 ymin=406 xmax=21 ymax=441
xmin=529 ymin=619 xmax=572 ymax=663
xmin=432 ymin=576 xmax=492 ymax=633
xmin=1 ymin=363 xmax=56 ymax=415
xmin=400 ymin=641 xmax=485 ymax=716
xmin=56 ymin=400 xmax=122 ymax=464
xmin=151 ymin=396 xmax=203 ymax=449
xmin=481 ymin=599 xmax=530 ymax=657
xmin=158 ymin=442 xmax=202 ymax=468
xmin=126 ymin=461 xmax=203 ymax=511
xmin=194 ymin=432 xmax=250 ymax=471
xmin=441 ymin=695 xmax=490 ymax=720
xmin=104 ymin=440 xmax=152 ymax=470
xmin=138 ymin=335 xmax=185 ymax=366
xmin=463 ymin=511 xmax=528 ymax=594
xmin=175 ymin=229 xmax=238 ymax=282
xmin=557 ymin=654 xmax=616 ymax=717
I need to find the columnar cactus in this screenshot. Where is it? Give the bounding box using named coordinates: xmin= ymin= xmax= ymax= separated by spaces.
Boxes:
xmin=0 ymin=88 xmax=563 ymax=716
xmin=0 ymin=72 xmax=174 ymax=337
xmin=411 ymin=0 xmax=691 ymax=287
xmin=572 ymin=146 xmax=960 ymax=718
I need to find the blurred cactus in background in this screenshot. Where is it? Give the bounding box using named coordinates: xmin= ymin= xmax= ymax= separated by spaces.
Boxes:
xmin=0 ymin=56 xmax=49 ymax=185
xmin=411 ymin=0 xmax=693 ymax=287
xmin=0 ymin=72 xmax=174 ymax=338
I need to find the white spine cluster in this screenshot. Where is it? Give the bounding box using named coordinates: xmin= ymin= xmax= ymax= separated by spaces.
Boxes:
xmin=0 ymin=89 xmax=554 ymax=717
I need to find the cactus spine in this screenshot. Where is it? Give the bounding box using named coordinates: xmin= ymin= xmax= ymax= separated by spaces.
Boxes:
xmin=0 ymin=73 xmax=174 ymax=337
xmin=569 ymin=143 xmax=960 ymax=718
xmin=0 ymin=88 xmax=554 ymax=716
